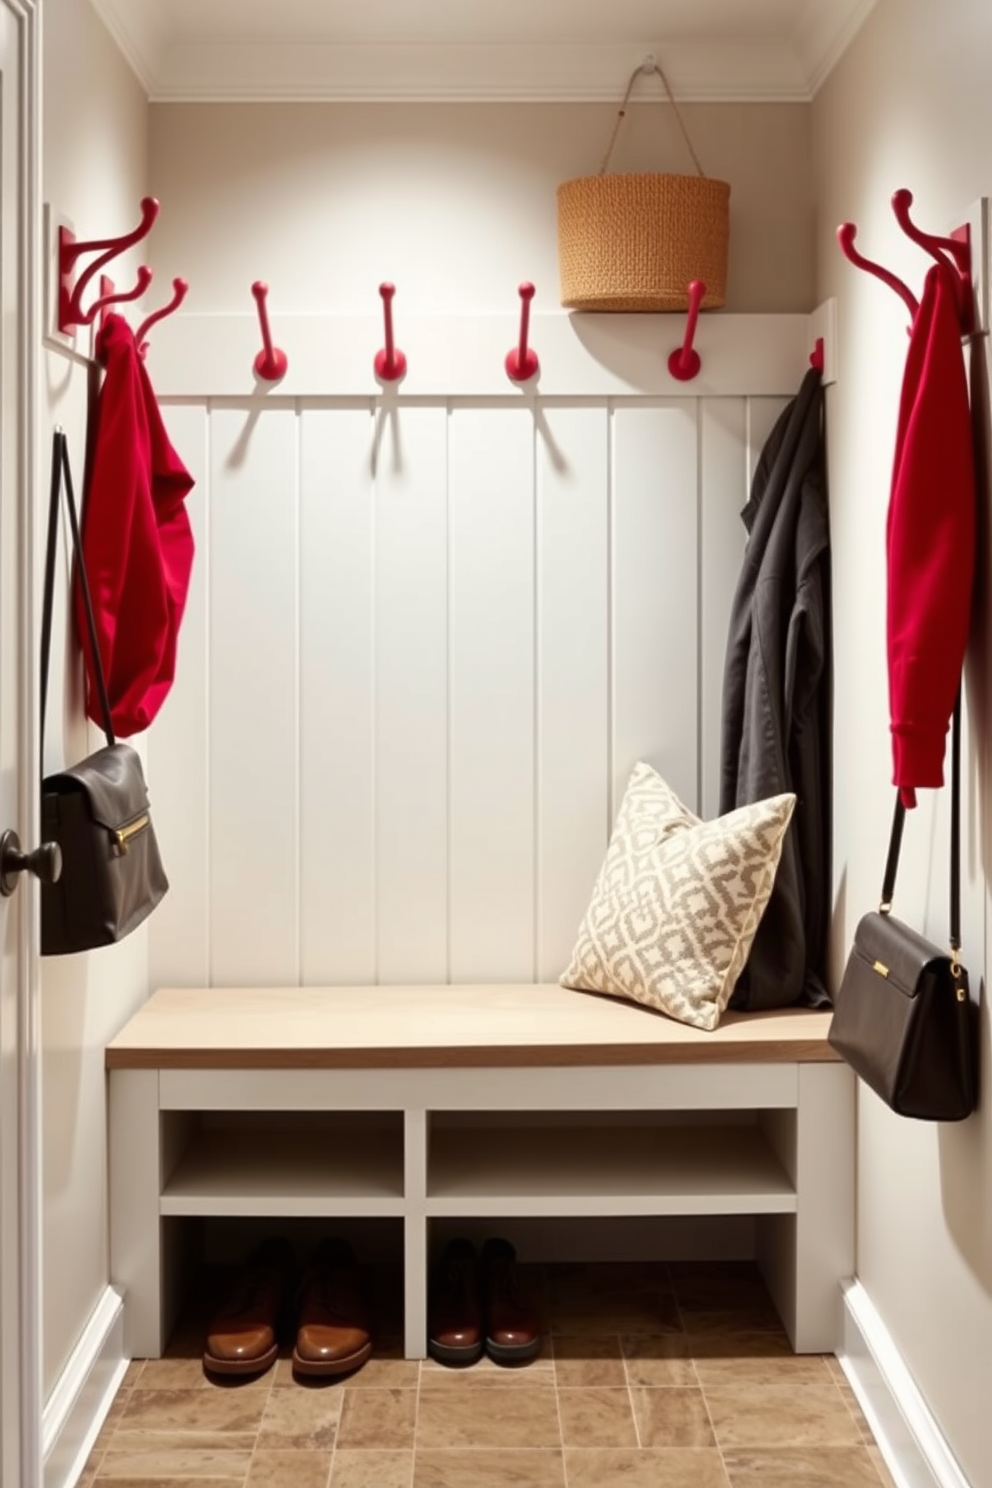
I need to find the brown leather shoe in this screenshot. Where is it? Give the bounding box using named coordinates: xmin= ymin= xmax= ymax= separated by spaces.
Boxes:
xmin=292 ymin=1239 xmax=373 ymax=1377
xmin=428 ymin=1239 xmax=483 ymax=1366
xmin=482 ymin=1238 xmax=541 ymax=1364
xmin=203 ymin=1238 xmax=294 ymax=1376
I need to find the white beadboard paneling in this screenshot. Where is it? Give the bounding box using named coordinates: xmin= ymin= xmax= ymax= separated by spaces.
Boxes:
xmin=209 ymin=408 xmax=299 ymax=984
xmin=375 ymin=405 xmax=449 ymax=982
xmin=299 ymin=408 xmax=376 ymax=984
xmin=449 ymin=406 xmax=535 ymax=982
xmin=612 ymin=402 xmax=699 ymax=816
xmin=149 ymin=403 xmax=209 ymax=987
xmin=154 ymin=389 xmax=761 ymax=989
xmin=699 ymin=398 xmax=749 ymax=821
xmin=537 ymin=405 xmax=609 ymax=979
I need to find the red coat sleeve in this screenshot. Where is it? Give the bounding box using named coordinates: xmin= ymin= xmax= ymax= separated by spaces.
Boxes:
xmin=75 ymin=312 xmax=195 ymax=737
xmin=886 ymin=262 xmax=975 ymax=807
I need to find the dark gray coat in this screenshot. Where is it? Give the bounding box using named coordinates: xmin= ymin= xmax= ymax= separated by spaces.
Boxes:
xmin=719 ymin=369 xmax=831 ymax=1009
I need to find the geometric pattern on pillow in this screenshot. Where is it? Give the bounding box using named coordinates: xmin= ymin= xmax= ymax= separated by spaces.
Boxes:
xmin=560 ymin=762 xmax=795 ymax=1031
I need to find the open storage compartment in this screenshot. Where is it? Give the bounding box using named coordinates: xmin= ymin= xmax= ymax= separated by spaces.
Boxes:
xmin=160 ymin=1110 xmax=406 ymax=1217
xmin=425 ymin=1110 xmax=796 ymax=1217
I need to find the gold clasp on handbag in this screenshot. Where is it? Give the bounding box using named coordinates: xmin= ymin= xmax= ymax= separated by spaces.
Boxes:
xmin=114 ymin=813 xmax=150 ymax=855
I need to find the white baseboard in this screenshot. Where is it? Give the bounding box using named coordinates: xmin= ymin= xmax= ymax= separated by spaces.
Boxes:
xmin=42 ymin=1287 xmax=128 ymax=1488
xmin=840 ymin=1280 xmax=972 ymax=1488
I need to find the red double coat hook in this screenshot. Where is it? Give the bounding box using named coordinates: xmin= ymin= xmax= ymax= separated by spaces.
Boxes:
xmin=59 ymin=197 xmax=159 ymax=334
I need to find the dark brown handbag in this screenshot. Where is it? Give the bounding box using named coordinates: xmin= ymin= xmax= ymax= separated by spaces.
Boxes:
xmin=39 ymin=430 xmax=169 ymax=956
xmin=828 ymin=696 xmax=977 ymax=1121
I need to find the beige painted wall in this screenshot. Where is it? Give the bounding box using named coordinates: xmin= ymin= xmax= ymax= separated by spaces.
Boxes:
xmin=814 ymin=1 xmax=992 ymax=1483
xmin=147 ymin=101 xmax=812 ymax=314
xmin=41 ymin=0 xmax=150 ymax=1399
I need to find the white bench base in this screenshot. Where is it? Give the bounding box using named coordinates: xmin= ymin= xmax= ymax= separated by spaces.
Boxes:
xmin=106 ymin=987 xmax=854 ymax=1359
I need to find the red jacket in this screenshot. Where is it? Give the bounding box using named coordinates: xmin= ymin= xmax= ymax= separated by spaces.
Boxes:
xmin=887 ymin=261 xmax=975 ymax=807
xmin=77 ymin=313 xmax=195 ymax=737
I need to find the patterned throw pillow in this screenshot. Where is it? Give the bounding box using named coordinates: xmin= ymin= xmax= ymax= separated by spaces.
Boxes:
xmin=560 ymin=762 xmax=795 ymax=1031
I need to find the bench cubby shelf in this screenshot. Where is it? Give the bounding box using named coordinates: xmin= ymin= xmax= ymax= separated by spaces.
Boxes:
xmin=161 ymin=1116 xmax=406 ymax=1217
xmin=107 ymin=985 xmax=854 ymax=1360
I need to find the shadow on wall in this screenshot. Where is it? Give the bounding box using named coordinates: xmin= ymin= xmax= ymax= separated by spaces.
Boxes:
xmin=938 ymin=991 xmax=992 ymax=1293
xmin=373 ymin=393 xmax=404 ymax=479
xmin=938 ymin=328 xmax=992 ymax=1295
xmin=568 ymin=312 xmax=678 ymax=392
xmin=40 ymin=953 xmax=91 ymax=1194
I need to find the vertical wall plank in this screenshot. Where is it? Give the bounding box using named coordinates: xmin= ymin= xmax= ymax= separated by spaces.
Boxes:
xmin=612 ymin=402 xmax=699 ymax=815
xmin=299 ymin=408 xmax=376 ymax=983
xmin=449 ymin=406 xmax=535 ymax=981
xmin=537 ymin=406 xmax=609 ymax=979
xmin=375 ymin=406 xmax=449 ymax=983
xmin=209 ymin=408 xmax=299 ymax=984
xmin=149 ymin=404 xmax=209 ymax=987
xmin=700 ymin=398 xmax=749 ymax=820
xmin=747 ymin=397 xmax=790 ymax=486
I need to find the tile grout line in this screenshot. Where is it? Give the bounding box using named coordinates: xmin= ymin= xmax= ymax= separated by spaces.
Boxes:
xmin=86 ymin=1381 xmax=129 ymax=1482
xmin=324 ymin=1378 xmax=336 ymax=1488
xmin=241 ymin=1360 xmax=274 ymax=1488
xmin=826 ymin=1368 xmax=881 ymax=1453
xmin=549 ymin=1321 xmax=568 ymax=1488
xmin=411 ymin=1341 xmax=424 ymax=1488
xmin=621 ymin=1326 xmax=643 ymax=1452
xmin=668 ymin=1267 xmax=731 ymax=1486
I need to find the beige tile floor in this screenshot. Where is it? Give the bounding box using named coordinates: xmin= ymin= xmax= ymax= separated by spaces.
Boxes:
xmin=80 ymin=1260 xmax=898 ymax=1488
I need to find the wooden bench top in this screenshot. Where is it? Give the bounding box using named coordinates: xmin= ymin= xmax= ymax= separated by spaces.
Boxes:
xmin=106 ymin=985 xmax=840 ymax=1070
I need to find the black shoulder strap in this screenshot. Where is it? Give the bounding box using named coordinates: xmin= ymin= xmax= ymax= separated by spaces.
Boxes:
xmin=41 ymin=429 xmax=116 ymax=773
xmin=880 ymin=689 xmax=961 ymax=953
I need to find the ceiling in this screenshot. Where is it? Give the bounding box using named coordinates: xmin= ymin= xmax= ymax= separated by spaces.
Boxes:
xmin=91 ymin=0 xmax=880 ymax=102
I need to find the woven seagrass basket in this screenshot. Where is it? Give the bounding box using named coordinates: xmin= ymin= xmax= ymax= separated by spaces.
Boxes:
xmin=557 ymin=61 xmax=730 ymax=313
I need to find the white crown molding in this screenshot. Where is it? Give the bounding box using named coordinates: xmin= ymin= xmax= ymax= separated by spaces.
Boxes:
xmin=90 ymin=0 xmax=879 ymax=103
xmin=794 ymin=0 xmax=881 ymax=97
xmin=89 ymin=0 xmax=167 ymax=94
xmin=147 ymin=39 xmax=809 ymax=103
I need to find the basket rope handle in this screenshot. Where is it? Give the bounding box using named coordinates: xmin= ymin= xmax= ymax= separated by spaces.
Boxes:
xmin=599 ymin=60 xmax=706 ymax=178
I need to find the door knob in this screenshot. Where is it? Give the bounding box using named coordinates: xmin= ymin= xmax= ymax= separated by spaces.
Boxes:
xmin=0 ymin=830 xmax=63 ymax=897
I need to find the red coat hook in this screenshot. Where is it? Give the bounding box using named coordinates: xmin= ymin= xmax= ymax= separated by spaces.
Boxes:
xmin=251 ymin=281 xmax=288 ymax=381
xmin=891 ymin=188 xmax=972 ymax=328
xmin=85 ymin=268 xmax=154 ymax=333
xmin=810 ymin=337 xmax=825 ymax=373
xmin=891 ymin=189 xmax=969 ymax=273
xmin=59 ymin=196 xmax=159 ymax=333
xmin=136 ymin=277 xmax=189 ymax=360
xmin=506 ymin=282 xmax=539 ymax=383
xmin=836 ymin=223 xmax=919 ymax=320
xmin=668 ymin=280 xmax=706 ymax=382
xmin=374 ymin=283 xmax=407 ymax=383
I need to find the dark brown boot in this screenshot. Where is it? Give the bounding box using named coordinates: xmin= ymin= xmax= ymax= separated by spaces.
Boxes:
xmin=428 ymin=1239 xmax=483 ymax=1366
xmin=482 ymin=1238 xmax=541 ymax=1364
